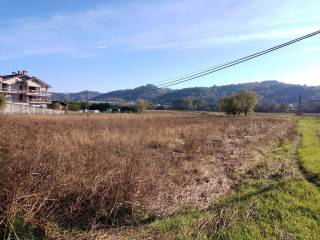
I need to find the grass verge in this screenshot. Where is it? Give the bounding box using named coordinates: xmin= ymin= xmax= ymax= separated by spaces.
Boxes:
xmin=298 ymin=117 xmax=320 ymax=186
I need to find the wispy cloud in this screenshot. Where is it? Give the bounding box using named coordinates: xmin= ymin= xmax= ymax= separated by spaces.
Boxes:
xmin=0 ymin=0 xmax=319 ymax=60
xmin=96 ymin=45 xmax=111 ymax=49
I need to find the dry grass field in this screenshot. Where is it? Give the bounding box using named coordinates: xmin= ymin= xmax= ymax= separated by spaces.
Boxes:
xmin=0 ymin=112 xmax=296 ymax=239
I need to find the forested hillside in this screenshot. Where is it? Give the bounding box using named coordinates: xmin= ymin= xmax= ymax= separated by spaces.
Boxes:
xmin=52 ymin=91 xmax=100 ymax=102
xmin=53 ymin=81 xmax=320 ymax=111
xmin=153 ymin=81 xmax=320 ymax=104
xmin=91 ymin=84 xmax=172 ymax=101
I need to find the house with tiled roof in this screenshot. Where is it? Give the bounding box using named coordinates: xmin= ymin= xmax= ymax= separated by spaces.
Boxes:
xmin=0 ymin=70 xmax=52 ymax=107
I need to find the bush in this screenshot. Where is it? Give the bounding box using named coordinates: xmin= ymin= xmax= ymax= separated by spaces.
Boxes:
xmin=120 ymin=106 xmax=138 ymax=113
xmin=89 ymin=103 xmax=112 ymax=112
xmin=171 ymin=99 xmax=193 ymax=110
xmin=67 ymin=102 xmax=87 ymax=111
xmin=135 ymin=99 xmax=150 ymax=112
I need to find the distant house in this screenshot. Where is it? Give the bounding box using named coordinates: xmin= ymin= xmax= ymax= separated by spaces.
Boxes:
xmin=287 ymin=104 xmax=297 ymax=113
xmin=0 ymin=70 xmax=52 ymax=107
xmin=49 ymin=100 xmax=67 ymax=111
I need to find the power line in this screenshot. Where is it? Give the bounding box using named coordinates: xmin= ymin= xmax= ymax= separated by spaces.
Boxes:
xmin=151 ymin=61 xmax=231 ymax=86
xmin=134 ymin=29 xmax=320 ymax=96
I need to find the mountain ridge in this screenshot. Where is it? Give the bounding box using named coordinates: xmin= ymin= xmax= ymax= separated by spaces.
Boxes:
xmin=52 ymin=80 xmax=320 ymax=104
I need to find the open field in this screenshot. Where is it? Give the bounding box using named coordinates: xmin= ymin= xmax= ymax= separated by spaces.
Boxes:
xmin=0 ymin=112 xmax=319 ymax=239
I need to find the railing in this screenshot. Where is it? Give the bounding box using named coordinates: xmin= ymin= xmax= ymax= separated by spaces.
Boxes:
xmin=5 ymin=99 xmax=52 ymax=104
xmin=27 ymin=92 xmax=52 ymax=96
xmin=0 ymin=89 xmax=52 ymax=95
xmin=28 ymin=100 xmax=52 ymax=104
xmin=0 ymin=89 xmax=21 ymax=93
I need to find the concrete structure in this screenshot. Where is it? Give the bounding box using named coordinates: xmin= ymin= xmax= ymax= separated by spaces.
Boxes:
xmin=2 ymin=103 xmax=64 ymax=114
xmin=0 ymin=70 xmax=52 ymax=107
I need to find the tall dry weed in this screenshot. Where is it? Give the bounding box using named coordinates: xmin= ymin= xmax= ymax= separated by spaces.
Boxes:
xmin=0 ymin=113 xmax=290 ymax=237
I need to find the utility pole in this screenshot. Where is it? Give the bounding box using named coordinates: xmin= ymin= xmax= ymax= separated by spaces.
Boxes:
xmin=297 ymin=94 xmax=302 ymax=116
xmin=65 ymin=91 xmax=69 ymax=114
xmin=85 ymin=89 xmax=89 ymax=115
xmin=85 ymin=90 xmax=88 ymax=109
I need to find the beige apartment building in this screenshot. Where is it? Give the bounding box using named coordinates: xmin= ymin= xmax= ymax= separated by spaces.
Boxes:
xmin=0 ymin=70 xmax=52 ymax=107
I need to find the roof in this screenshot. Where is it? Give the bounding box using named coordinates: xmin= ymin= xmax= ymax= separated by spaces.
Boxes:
xmin=1 ymin=74 xmax=23 ymax=80
xmin=0 ymin=72 xmax=51 ymax=88
xmin=31 ymin=77 xmax=51 ymax=88
xmin=52 ymin=100 xmax=67 ymax=106
xmin=26 ymin=80 xmax=41 ymax=88
xmin=2 ymin=77 xmax=22 ymax=85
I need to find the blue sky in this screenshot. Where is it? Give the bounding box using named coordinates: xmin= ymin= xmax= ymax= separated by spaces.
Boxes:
xmin=0 ymin=0 xmax=319 ymax=92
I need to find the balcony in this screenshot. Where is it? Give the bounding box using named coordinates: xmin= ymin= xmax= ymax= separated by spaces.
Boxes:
xmin=0 ymin=88 xmax=51 ymax=96
xmin=0 ymin=89 xmax=21 ymax=93
xmin=27 ymin=96 xmax=52 ymax=104
xmin=27 ymin=100 xmax=52 ymax=104
xmin=26 ymin=91 xmax=52 ymax=96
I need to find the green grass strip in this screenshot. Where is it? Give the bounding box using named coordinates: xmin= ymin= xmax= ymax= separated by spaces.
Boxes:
xmin=298 ymin=118 xmax=320 ymax=186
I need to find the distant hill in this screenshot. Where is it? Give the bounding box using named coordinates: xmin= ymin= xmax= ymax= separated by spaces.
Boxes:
xmin=52 ymin=91 xmax=100 ymax=102
xmin=54 ymin=81 xmax=320 ymax=104
xmin=91 ymin=84 xmax=172 ymax=101
xmin=154 ymin=81 xmax=320 ymax=104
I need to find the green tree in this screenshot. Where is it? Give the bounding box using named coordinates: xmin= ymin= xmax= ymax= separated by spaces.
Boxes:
xmin=192 ymin=99 xmax=207 ymax=111
xmin=171 ymin=99 xmax=193 ymax=110
xmin=218 ymin=91 xmax=258 ymax=116
xmin=218 ymin=95 xmax=240 ymax=116
xmin=89 ymin=103 xmax=112 ymax=112
xmin=67 ymin=102 xmax=87 ymax=111
xmin=135 ymin=99 xmax=150 ymax=112
xmin=237 ymin=91 xmax=258 ymax=116
xmin=278 ymin=103 xmax=289 ymax=113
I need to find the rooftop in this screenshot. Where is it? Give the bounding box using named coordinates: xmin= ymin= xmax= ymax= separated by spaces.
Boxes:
xmin=0 ymin=70 xmax=51 ymax=88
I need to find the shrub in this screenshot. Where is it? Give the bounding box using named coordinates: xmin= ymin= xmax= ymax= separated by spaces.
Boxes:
xmin=135 ymin=99 xmax=150 ymax=112
xmin=89 ymin=103 xmax=111 ymax=112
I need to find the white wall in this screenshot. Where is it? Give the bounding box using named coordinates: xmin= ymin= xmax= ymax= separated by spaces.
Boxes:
xmin=2 ymin=103 xmax=64 ymax=114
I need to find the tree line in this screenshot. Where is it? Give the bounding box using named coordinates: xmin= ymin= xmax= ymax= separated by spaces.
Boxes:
xmin=67 ymin=102 xmax=139 ymax=113
xmin=62 ymin=90 xmax=320 ymax=114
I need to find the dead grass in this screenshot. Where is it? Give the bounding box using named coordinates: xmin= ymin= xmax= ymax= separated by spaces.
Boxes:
xmin=0 ymin=112 xmax=294 ymax=238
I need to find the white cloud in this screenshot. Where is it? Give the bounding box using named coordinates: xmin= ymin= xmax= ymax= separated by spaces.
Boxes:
xmin=96 ymin=45 xmax=111 ymax=49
